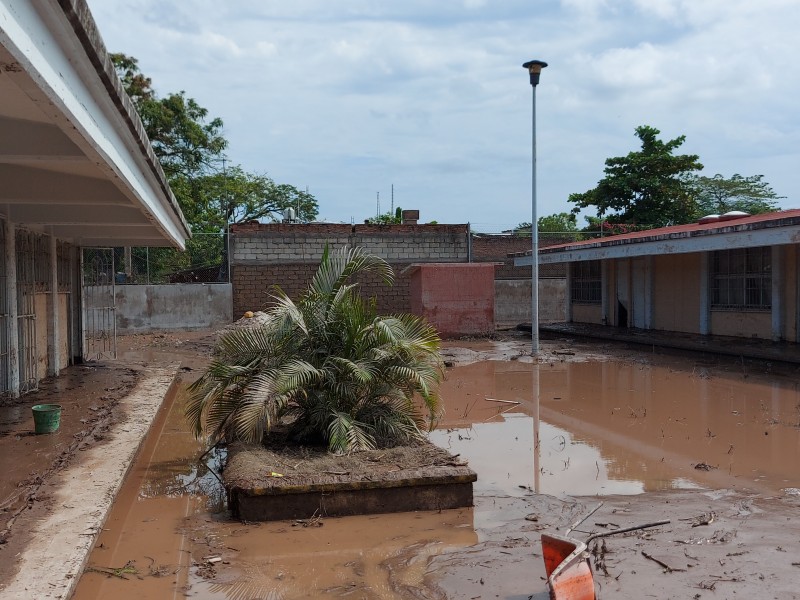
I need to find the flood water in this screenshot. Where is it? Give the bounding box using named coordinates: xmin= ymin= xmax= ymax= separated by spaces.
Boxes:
xmin=72 ymin=350 xmax=800 ymax=599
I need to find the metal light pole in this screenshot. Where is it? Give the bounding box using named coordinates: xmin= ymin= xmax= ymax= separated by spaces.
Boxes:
xmin=522 ymin=59 xmax=547 ymax=355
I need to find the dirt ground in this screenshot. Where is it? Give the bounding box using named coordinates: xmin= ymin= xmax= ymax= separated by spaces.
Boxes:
xmin=0 ymin=362 xmax=142 ymax=583
xmin=226 ymin=438 xmax=471 ymax=490
xmin=5 ymin=328 xmax=800 ymax=599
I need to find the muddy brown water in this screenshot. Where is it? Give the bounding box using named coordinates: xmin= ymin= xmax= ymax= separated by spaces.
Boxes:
xmin=71 ymin=346 xmax=800 ymax=599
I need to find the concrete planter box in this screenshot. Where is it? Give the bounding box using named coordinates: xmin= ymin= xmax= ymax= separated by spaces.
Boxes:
xmin=224 ymin=441 xmax=477 ymax=521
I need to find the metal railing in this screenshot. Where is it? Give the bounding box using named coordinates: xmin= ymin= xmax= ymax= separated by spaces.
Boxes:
xmin=111 ymin=233 xmax=229 ymax=284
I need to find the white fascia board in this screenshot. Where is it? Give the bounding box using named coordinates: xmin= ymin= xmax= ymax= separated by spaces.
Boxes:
xmin=514 ymin=224 xmax=800 ymax=266
xmin=0 ymin=0 xmax=188 ymax=249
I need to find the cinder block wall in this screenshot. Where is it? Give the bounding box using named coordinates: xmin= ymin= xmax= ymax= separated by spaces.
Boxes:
xmin=230 ymin=223 xmax=469 ymax=317
xmin=471 ymin=235 xmax=566 ymax=279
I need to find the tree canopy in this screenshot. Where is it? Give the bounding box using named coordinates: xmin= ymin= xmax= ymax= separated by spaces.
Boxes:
xmin=688 ymin=173 xmax=783 ymax=218
xmin=366 ymin=207 xmax=403 ymax=225
xmin=111 ymin=53 xmax=319 ymax=276
xmin=111 ymin=53 xmax=227 ymax=181
xmin=538 ymin=212 xmax=578 ymax=232
xmin=513 ymin=213 xmax=578 ymax=236
xmin=569 ymin=125 xmax=703 ymax=227
xmin=567 ymin=126 xmax=786 ymax=232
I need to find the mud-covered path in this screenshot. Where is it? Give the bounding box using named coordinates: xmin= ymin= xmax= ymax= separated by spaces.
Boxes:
xmin=67 ymin=331 xmax=800 ymax=599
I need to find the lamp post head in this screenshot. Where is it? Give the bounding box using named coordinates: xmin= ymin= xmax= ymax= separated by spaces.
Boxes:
xmin=522 ymin=59 xmax=548 ymax=87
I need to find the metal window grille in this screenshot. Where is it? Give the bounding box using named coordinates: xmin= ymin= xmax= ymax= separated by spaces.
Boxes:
xmin=82 ymin=248 xmax=117 ymax=361
xmin=16 ymin=230 xmax=38 ymax=392
xmin=710 ymin=247 xmax=771 ymax=310
xmin=571 ymin=260 xmax=602 ymax=304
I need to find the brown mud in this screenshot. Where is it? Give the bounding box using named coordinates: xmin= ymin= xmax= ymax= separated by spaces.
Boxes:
xmin=11 ymin=330 xmax=800 ymax=599
xmin=0 ymin=363 xmax=141 ymax=583
xmin=225 ymin=439 xmax=470 ymax=489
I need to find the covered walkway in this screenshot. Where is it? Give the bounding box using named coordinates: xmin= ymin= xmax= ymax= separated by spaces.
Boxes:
xmin=540 ymin=322 xmax=800 ymax=366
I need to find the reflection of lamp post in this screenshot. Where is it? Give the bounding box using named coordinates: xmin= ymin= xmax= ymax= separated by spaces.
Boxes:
xmin=532 ymin=365 xmax=541 ymax=493
xmin=522 ymin=59 xmax=547 ymax=355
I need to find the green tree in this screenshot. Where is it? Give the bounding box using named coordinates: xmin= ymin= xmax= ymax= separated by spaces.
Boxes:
xmin=511 ymin=213 xmax=578 ymax=235
xmin=569 ymin=125 xmax=703 ymax=227
xmin=689 ymin=173 xmax=783 ymax=217
xmin=110 ymin=53 xmax=319 ymax=274
xmin=538 ymin=212 xmax=578 ymax=232
xmin=111 ymin=53 xmax=226 ymax=180
xmin=366 ymin=206 xmax=402 ymax=224
xmin=186 ymin=247 xmax=444 ymax=454
xmin=176 ymin=166 xmax=318 ymax=230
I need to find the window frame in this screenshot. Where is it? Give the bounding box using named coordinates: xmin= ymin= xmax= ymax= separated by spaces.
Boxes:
xmin=710 ymin=247 xmax=771 ymax=311
xmin=570 ymin=260 xmax=602 ymax=305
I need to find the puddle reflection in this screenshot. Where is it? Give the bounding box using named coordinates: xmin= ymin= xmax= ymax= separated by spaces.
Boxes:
xmin=73 ymin=353 xmax=800 ymax=600
xmin=439 ymin=358 xmax=800 ymax=496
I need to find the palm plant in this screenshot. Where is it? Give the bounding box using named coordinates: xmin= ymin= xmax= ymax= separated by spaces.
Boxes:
xmin=186 ymin=246 xmax=444 ymax=454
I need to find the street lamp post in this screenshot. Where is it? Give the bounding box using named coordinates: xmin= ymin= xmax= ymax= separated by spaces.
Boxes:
xmin=522 ymin=59 xmax=547 ymax=355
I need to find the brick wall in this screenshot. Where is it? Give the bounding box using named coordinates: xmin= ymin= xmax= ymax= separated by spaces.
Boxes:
xmin=470 ymin=234 xmax=566 ymax=279
xmin=231 ymin=223 xmax=469 ymax=316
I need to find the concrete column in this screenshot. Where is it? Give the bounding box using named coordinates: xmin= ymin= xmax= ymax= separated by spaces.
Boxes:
xmin=699 ymin=252 xmax=710 ymax=335
xmin=48 ymin=234 xmax=60 ymax=376
xmin=5 ymin=219 xmax=19 ymax=397
xmin=565 ymin=262 xmax=573 ymax=322
xmin=772 ymin=245 xmax=784 ymax=341
xmin=70 ymin=245 xmax=83 ymax=362
xmin=644 ymin=256 xmax=654 ymax=329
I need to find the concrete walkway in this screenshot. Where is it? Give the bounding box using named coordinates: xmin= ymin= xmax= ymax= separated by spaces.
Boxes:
xmin=0 ymin=365 xmax=179 ymax=600
xmin=540 ymin=322 xmax=800 ymax=365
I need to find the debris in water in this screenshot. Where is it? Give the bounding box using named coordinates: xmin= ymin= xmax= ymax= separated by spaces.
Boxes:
xmin=641 ymin=550 xmax=686 ymax=573
xmin=694 ymin=462 xmax=718 ymax=471
xmin=524 ymin=514 xmax=539 ymax=522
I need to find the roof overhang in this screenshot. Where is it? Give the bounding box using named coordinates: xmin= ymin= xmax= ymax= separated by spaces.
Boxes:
xmin=0 ymin=0 xmax=190 ymax=248
xmin=515 ymin=215 xmax=800 ymax=266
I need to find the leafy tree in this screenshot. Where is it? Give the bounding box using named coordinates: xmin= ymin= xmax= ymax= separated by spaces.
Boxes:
xmin=110 ymin=53 xmax=319 ymax=274
xmin=569 ymin=125 xmax=703 ymax=227
xmin=689 ymin=173 xmax=783 ymax=217
xmin=538 ymin=212 xmax=578 ymax=232
xmin=511 ymin=213 xmax=578 ymax=236
xmin=186 ymin=247 xmax=444 ymax=454
xmin=111 ymin=53 xmax=226 ymax=180
xmin=175 ymin=166 xmax=318 ymax=230
xmin=366 ymin=207 xmax=403 ymax=225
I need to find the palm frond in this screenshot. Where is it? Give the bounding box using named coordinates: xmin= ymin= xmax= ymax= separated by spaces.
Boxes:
xmin=187 ymin=245 xmax=445 ymax=454
xmin=327 ymin=411 xmax=376 ymax=454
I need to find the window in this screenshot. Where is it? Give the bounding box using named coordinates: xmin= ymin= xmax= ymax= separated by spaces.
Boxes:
xmin=571 ymin=260 xmax=602 ymax=304
xmin=710 ymin=247 xmax=771 ymax=310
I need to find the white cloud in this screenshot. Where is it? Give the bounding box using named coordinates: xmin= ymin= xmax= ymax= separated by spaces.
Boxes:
xmin=87 ymin=0 xmax=800 ymax=227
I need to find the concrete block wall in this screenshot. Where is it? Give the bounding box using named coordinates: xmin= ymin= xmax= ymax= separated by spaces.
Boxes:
xmin=471 ymin=235 xmax=566 ymax=279
xmin=495 ymin=279 xmax=567 ymax=328
xmin=230 ymin=223 xmax=469 ymax=317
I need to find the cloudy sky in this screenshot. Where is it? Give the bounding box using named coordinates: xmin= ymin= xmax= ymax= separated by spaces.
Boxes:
xmin=87 ymin=0 xmax=799 ymax=231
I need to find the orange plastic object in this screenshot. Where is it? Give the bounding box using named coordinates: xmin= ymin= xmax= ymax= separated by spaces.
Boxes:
xmin=541 ymin=533 xmax=596 ymax=600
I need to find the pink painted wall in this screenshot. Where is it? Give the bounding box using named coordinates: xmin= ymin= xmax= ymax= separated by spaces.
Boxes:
xmin=408 ymin=263 xmax=495 ymax=337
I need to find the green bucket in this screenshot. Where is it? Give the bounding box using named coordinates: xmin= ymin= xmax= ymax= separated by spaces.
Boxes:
xmin=32 ymin=404 xmax=62 ymax=434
